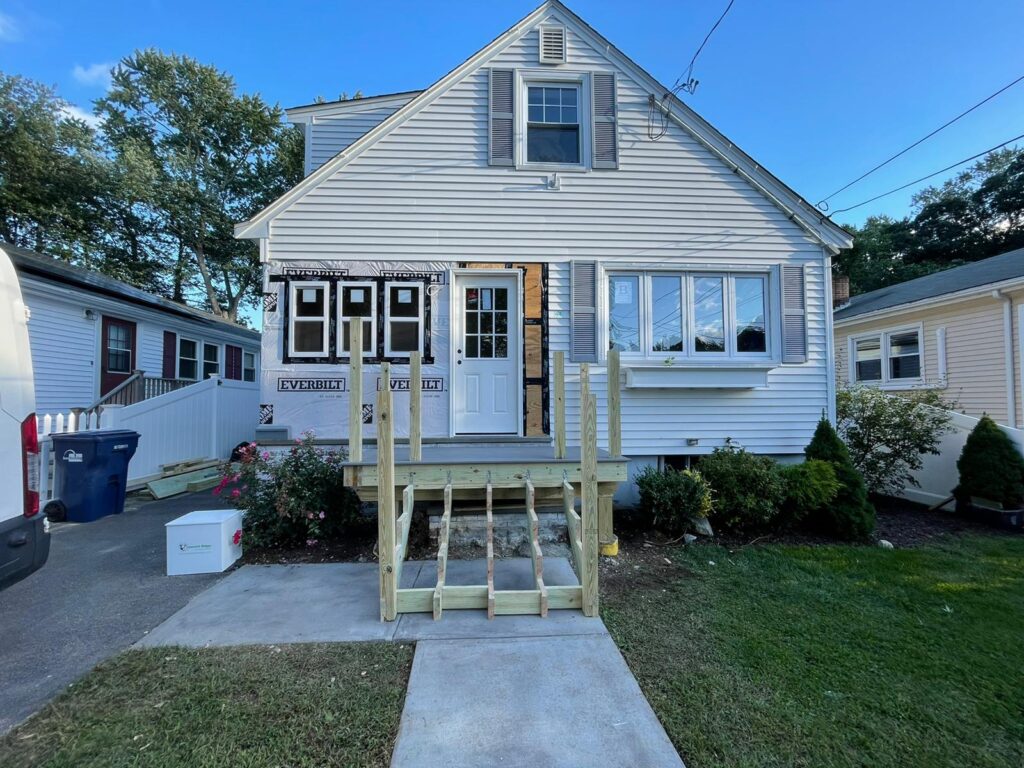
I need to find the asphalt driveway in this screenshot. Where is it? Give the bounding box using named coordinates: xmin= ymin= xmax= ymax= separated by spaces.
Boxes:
xmin=0 ymin=491 xmax=233 ymax=734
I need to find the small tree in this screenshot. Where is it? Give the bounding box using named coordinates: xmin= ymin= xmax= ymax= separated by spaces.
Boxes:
xmin=836 ymin=385 xmax=951 ymax=496
xmin=954 ymin=415 xmax=1024 ymax=509
xmin=697 ymin=447 xmax=787 ymax=533
xmin=805 ymin=416 xmax=875 ymax=539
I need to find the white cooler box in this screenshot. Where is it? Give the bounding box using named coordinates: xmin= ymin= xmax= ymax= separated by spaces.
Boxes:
xmin=166 ymin=509 xmax=243 ymax=576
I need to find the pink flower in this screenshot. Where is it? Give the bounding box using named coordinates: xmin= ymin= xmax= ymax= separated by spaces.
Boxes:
xmin=307 ymin=512 xmax=314 ymax=519
xmin=306 ymin=538 xmax=318 ymax=548
xmin=231 ymin=488 xmax=241 ymax=499
xmin=261 ymin=451 xmax=270 ymax=461
xmin=318 ymin=511 xmax=325 ymax=520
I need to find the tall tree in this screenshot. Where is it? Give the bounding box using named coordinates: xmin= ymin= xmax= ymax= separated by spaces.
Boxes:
xmin=97 ymin=50 xmax=299 ymax=321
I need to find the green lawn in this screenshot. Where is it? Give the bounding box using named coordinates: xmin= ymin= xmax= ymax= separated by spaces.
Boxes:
xmin=603 ymin=534 xmax=1024 ymax=768
xmin=0 ymin=643 xmax=413 ymax=768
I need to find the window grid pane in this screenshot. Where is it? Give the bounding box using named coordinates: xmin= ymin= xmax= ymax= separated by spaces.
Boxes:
xmin=651 ymin=276 xmax=683 ymax=352
xmin=464 ymin=287 xmax=510 ymax=360
xmin=693 ymin=276 xmax=725 ymax=353
xmin=854 ymin=337 xmax=882 ymax=382
xmin=735 ymin=277 xmax=767 ymax=353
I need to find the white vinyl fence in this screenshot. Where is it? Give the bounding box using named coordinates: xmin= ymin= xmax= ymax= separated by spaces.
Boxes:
xmin=38 ymin=376 xmax=259 ymax=496
xmin=902 ymin=409 xmax=1024 ymax=509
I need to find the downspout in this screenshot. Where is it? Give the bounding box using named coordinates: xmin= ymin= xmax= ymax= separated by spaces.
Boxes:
xmin=993 ymin=289 xmax=1017 ymax=428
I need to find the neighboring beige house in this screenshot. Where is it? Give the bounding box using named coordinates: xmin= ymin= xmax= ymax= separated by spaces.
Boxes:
xmin=833 ymin=248 xmax=1024 ymax=427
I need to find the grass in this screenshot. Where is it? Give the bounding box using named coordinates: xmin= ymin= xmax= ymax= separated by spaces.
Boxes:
xmin=0 ymin=643 xmax=413 ymax=768
xmin=602 ymin=534 xmax=1024 ymax=768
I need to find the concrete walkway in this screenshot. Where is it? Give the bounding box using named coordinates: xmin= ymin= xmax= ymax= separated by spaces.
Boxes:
xmin=140 ymin=560 xmax=685 ymax=767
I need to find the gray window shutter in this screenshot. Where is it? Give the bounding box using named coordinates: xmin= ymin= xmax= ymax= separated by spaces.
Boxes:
xmin=570 ymin=261 xmax=598 ymax=363
xmin=781 ymin=265 xmax=808 ymax=364
xmin=591 ymin=73 xmax=618 ymax=169
xmin=489 ymin=69 xmax=514 ymax=166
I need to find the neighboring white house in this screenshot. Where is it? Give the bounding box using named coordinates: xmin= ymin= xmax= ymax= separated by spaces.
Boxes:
xmin=4 ymin=243 xmax=261 ymax=414
xmin=235 ymin=0 xmax=852 ymax=484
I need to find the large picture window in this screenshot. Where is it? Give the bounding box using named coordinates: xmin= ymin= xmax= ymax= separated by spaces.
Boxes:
xmin=607 ymin=271 xmax=770 ymax=359
xmin=850 ymin=327 xmax=922 ymax=386
xmin=288 ymin=281 xmax=330 ymax=358
xmin=526 ymin=84 xmax=581 ymax=165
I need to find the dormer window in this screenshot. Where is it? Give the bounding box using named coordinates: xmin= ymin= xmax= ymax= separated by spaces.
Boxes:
xmin=526 ymin=85 xmax=581 ymax=165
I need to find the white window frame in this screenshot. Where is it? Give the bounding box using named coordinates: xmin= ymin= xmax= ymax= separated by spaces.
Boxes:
xmin=288 ymin=280 xmax=330 ymax=358
xmin=202 ymin=342 xmax=220 ymax=379
xmin=516 ymin=69 xmax=591 ymax=171
xmin=337 ymin=281 xmax=377 ymax=359
xmin=384 ymin=281 xmax=425 ymax=357
xmin=847 ymin=323 xmax=925 ymax=388
xmin=243 ymin=351 xmax=257 ymax=383
xmin=604 ymin=268 xmax=775 ymax=362
xmin=177 ymin=337 xmax=199 ymax=381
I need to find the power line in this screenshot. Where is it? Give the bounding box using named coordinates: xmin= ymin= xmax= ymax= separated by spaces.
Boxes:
xmin=817 ymin=73 xmax=1024 ymax=210
xmin=675 ymin=0 xmax=737 ymax=96
xmin=827 ymin=131 xmax=1024 ymax=216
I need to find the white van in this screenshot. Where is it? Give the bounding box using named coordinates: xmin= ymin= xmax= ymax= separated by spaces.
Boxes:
xmin=0 ymin=244 xmax=48 ymax=589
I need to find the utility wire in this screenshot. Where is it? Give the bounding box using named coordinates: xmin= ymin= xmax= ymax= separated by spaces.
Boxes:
xmin=675 ymin=0 xmax=737 ymax=95
xmin=817 ymin=73 xmax=1024 ymax=210
xmin=827 ymin=131 xmax=1024 ymax=216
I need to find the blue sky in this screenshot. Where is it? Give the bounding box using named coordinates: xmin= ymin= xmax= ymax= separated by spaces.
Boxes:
xmin=2 ymin=0 xmax=1024 ymax=228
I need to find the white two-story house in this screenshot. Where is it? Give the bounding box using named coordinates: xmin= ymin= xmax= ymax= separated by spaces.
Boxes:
xmin=235 ymin=0 xmax=851 ymax=491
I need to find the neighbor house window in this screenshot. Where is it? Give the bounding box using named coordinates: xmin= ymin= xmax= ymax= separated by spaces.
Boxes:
xmin=384 ymin=282 xmax=423 ymax=356
xmin=178 ymin=338 xmax=198 ymax=380
xmin=526 ymin=84 xmax=580 ymax=164
xmin=202 ymin=343 xmax=220 ymax=378
xmin=338 ymin=282 xmax=376 ymax=357
xmin=607 ymin=271 xmax=771 ymax=358
xmin=850 ymin=327 xmax=922 ymax=385
xmin=243 ymin=351 xmax=256 ymax=382
xmin=288 ymin=281 xmax=330 ymax=358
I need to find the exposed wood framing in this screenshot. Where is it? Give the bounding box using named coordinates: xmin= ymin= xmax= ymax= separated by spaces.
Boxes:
xmin=563 ymin=480 xmax=583 ymax=576
xmin=409 ymin=350 xmax=422 ymax=462
xmin=554 ymin=350 xmax=566 ymax=459
xmin=394 ymin=483 xmax=414 ymax=587
xmin=433 ymin=482 xmax=452 ymax=620
xmin=376 ymin=362 xmax=396 ymax=621
xmin=347 ymin=460 xmax=626 ymax=491
xmin=348 ymin=320 xmax=363 ymax=463
xmin=524 ymin=479 xmax=548 ymax=617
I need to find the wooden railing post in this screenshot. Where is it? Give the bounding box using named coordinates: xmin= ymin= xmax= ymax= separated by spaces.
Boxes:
xmin=348 ymin=320 xmax=363 ymax=463
xmin=409 ymin=350 xmax=422 ymax=462
xmin=581 ymin=391 xmax=599 ymax=617
xmin=553 ymin=350 xmax=566 ymax=459
xmin=377 ymin=361 xmax=397 ymax=621
xmin=607 ymin=349 xmax=621 ymax=457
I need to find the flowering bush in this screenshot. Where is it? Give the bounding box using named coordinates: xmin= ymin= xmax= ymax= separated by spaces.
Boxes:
xmin=216 ymin=432 xmax=361 ymax=549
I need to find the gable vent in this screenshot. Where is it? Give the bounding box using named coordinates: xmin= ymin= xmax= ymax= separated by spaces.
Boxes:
xmin=539 ymin=26 xmax=567 ymax=64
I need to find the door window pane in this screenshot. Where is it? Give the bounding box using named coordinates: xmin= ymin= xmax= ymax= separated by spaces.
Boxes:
xmin=735 ymin=277 xmax=767 ymax=353
xmin=693 ymin=276 xmax=725 ymax=352
xmin=889 ymin=331 xmax=921 ymax=379
xmin=106 ymin=322 xmax=132 ymax=373
xmin=609 ymin=275 xmax=640 ymax=352
xmin=854 ymin=337 xmax=882 ymax=381
xmin=651 ymin=276 xmax=683 ymax=352
xmin=464 ymin=286 xmax=510 ymax=360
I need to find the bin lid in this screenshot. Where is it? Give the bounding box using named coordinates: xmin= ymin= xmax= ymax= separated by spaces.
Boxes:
xmin=166 ymin=509 xmax=241 ymax=527
xmin=49 ymin=429 xmax=141 ymax=443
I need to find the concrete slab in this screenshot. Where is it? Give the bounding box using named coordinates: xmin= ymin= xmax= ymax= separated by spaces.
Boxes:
xmin=391 ymin=634 xmax=685 ymax=768
xmin=136 ymin=562 xmax=423 ymax=647
xmin=394 ymin=557 xmax=608 ymax=641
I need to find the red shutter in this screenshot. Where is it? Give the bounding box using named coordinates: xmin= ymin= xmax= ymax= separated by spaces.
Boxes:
xmin=225 ymin=345 xmax=243 ymax=380
xmin=162 ymin=331 xmax=177 ymax=378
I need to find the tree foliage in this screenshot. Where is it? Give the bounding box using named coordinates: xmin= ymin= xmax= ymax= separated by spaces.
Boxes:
xmin=805 ymin=417 xmax=875 ymax=540
xmin=836 ymin=385 xmax=952 ymax=496
xmin=835 ymin=148 xmax=1024 ymax=295
xmin=954 ymin=415 xmax=1024 ymax=510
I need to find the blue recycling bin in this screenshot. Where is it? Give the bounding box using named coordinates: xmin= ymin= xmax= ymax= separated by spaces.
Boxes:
xmin=50 ymin=430 xmax=140 ymax=523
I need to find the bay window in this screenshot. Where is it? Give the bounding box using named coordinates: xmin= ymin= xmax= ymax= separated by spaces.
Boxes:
xmin=607 ymin=271 xmax=771 ymax=359
xmin=289 ymin=281 xmax=330 ymax=358
xmin=850 ymin=326 xmax=922 ymax=385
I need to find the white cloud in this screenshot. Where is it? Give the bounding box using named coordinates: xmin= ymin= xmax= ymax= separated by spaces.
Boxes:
xmin=0 ymin=11 xmax=19 ymax=41
xmin=60 ymin=103 xmax=103 ymax=129
xmin=72 ymin=62 xmax=114 ymax=90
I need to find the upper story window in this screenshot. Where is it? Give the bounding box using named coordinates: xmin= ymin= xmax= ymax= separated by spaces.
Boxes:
xmin=526 ymin=84 xmax=581 ymax=165
xmin=607 ymin=271 xmax=771 ymax=359
xmin=850 ymin=326 xmax=922 ymax=386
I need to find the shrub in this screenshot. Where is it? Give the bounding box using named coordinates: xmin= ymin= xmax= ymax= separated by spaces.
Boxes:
xmin=779 ymin=459 xmax=841 ymax=526
xmin=634 ymin=465 xmax=713 ymax=535
xmin=804 ymin=417 xmax=875 ymax=539
xmin=218 ymin=432 xmax=361 ymax=549
xmin=954 ymin=414 xmax=1024 ymax=509
xmin=697 ymin=448 xmax=786 ymax=533
xmin=837 ymin=385 xmax=951 ymax=495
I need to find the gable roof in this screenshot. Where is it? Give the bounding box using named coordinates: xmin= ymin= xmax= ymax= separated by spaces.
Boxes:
xmin=235 ymin=0 xmax=852 ymax=253
xmin=3 ymin=243 xmax=260 ymax=341
xmin=834 ymin=247 xmax=1024 ymax=322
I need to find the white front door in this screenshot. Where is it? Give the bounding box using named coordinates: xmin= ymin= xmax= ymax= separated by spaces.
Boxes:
xmin=453 ymin=273 xmax=520 ymax=435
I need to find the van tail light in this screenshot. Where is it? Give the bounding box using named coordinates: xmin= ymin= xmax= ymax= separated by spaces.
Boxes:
xmin=22 ymin=413 xmax=39 ymax=518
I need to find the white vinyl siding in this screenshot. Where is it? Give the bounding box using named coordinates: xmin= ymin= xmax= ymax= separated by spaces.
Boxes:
xmin=305 ymin=99 xmax=415 ymax=174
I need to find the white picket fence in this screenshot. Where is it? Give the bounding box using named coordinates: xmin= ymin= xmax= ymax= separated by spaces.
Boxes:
xmin=902 ymin=409 xmax=1024 ymax=509
xmin=38 ymin=376 xmax=259 ymax=497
